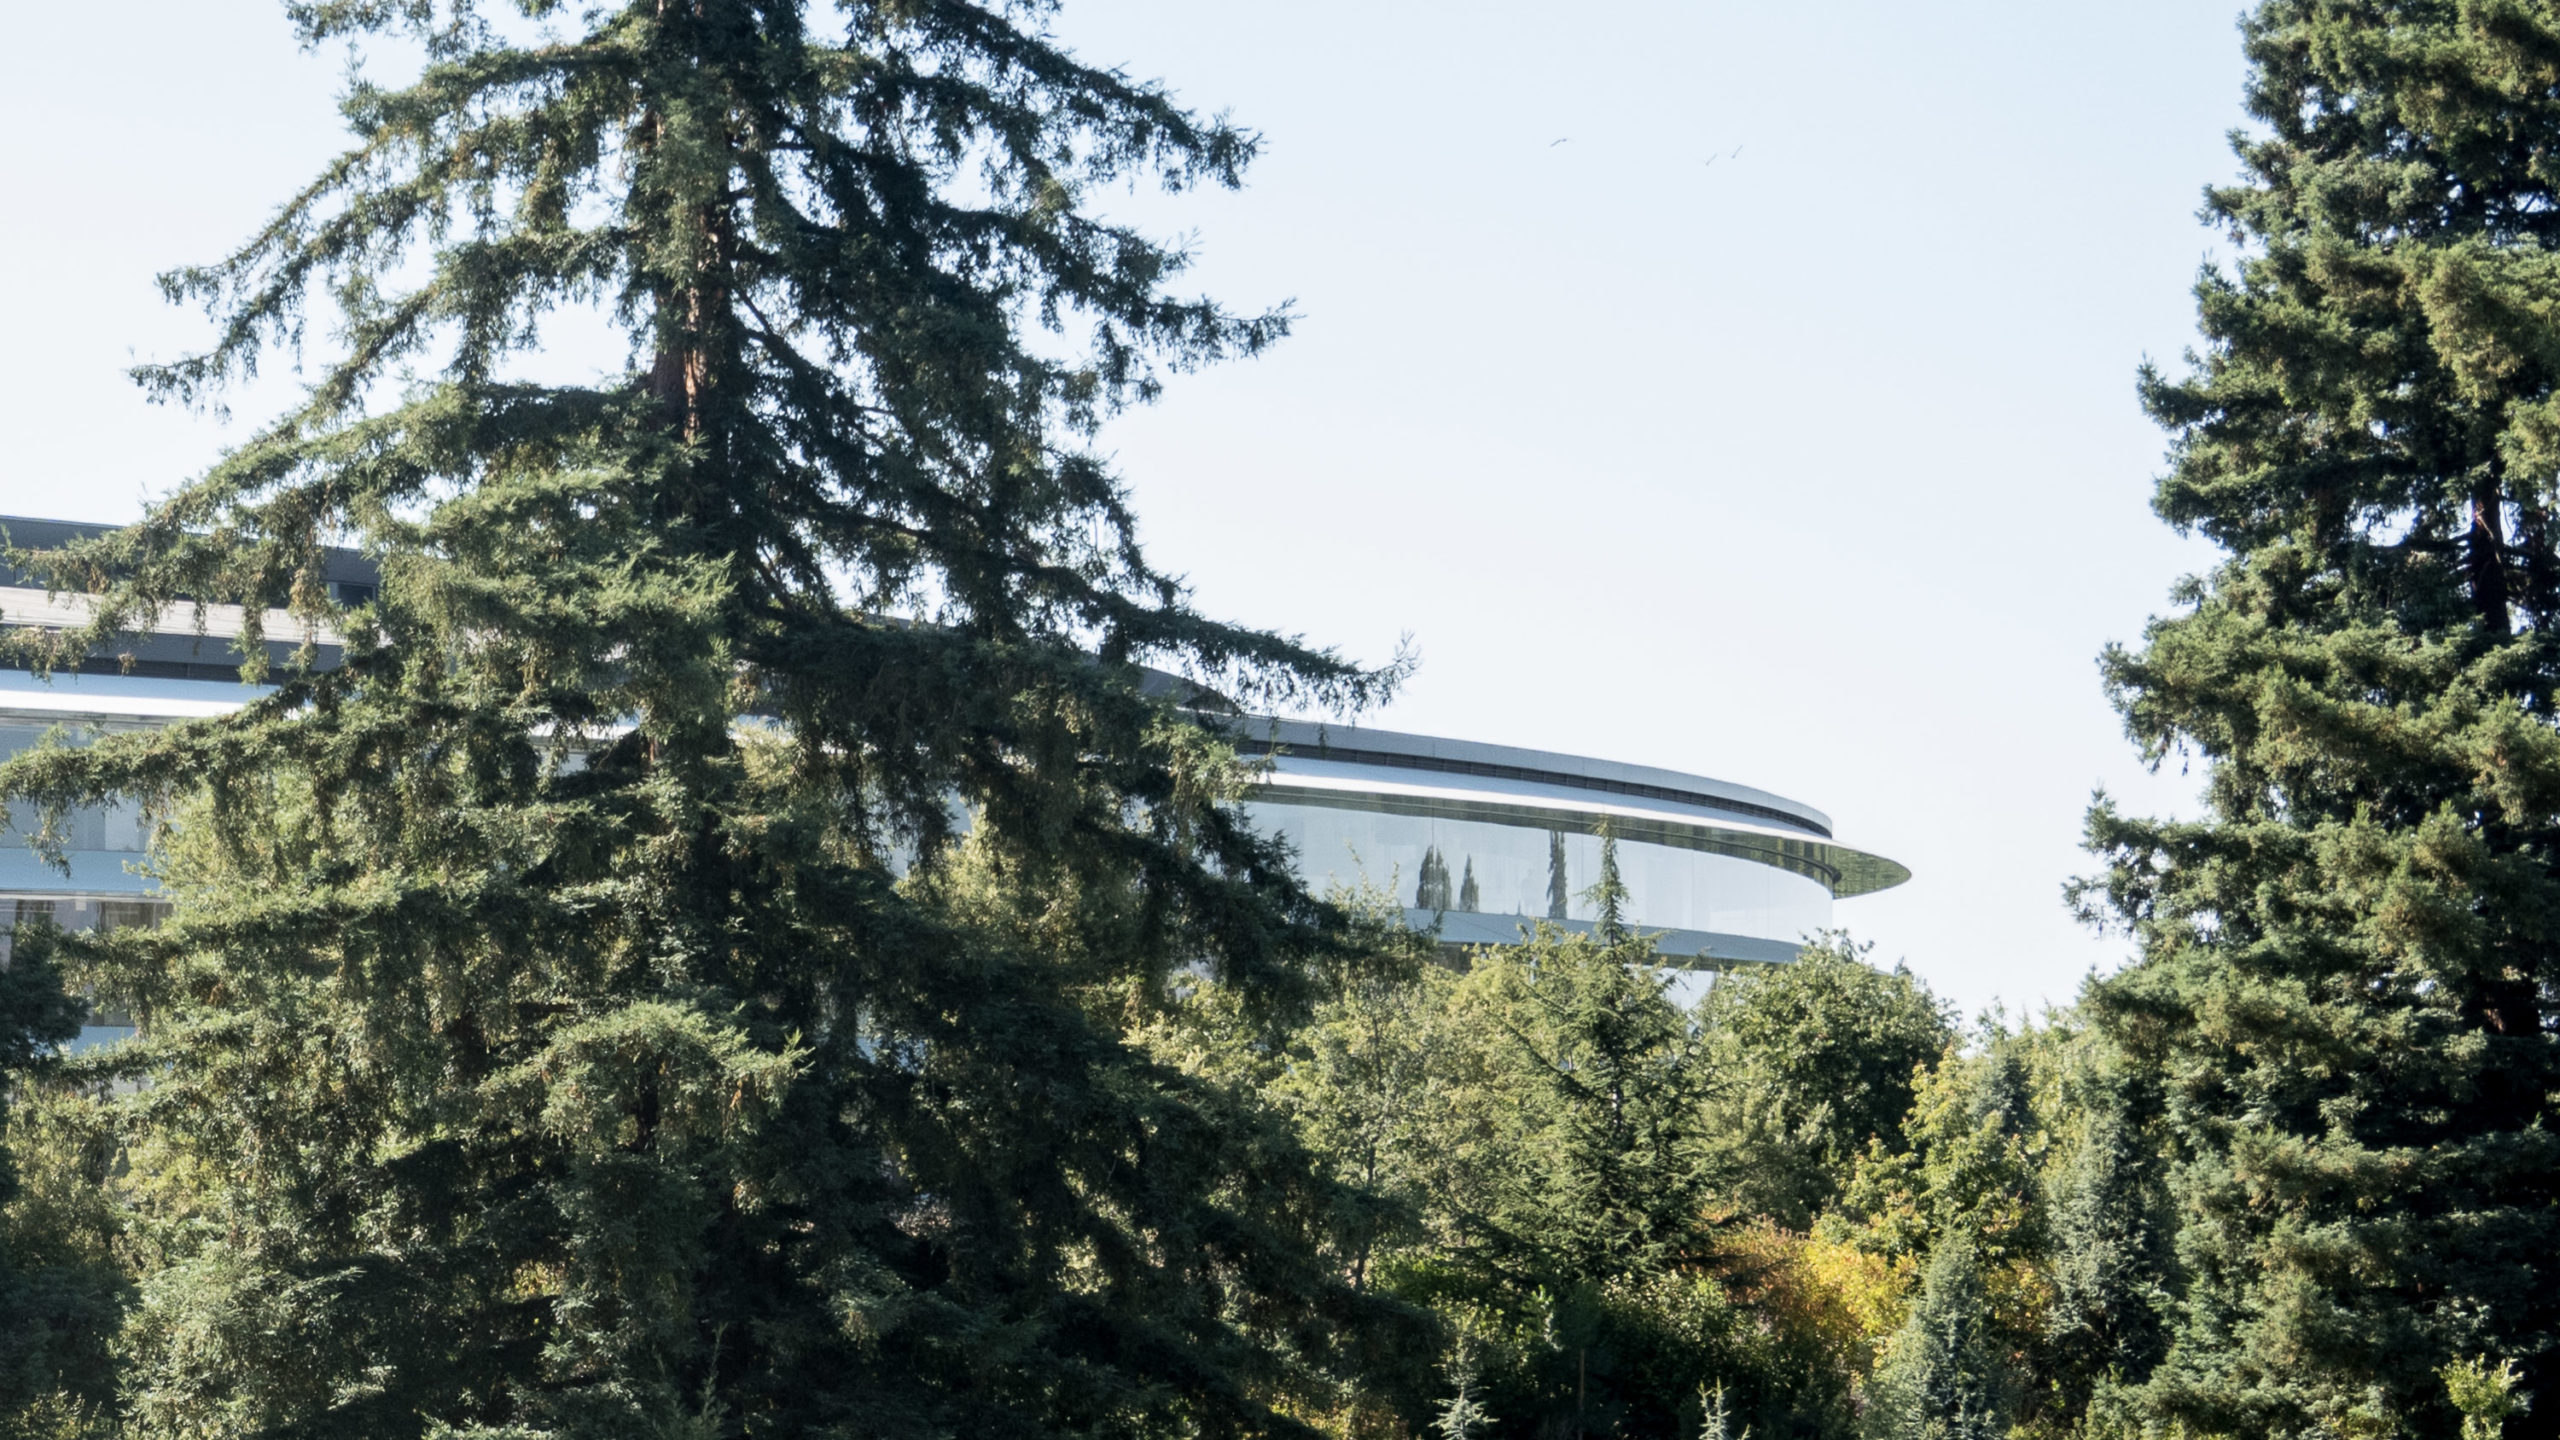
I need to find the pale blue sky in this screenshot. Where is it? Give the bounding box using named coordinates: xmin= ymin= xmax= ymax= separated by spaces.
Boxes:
xmin=0 ymin=1 xmax=2254 ymax=1014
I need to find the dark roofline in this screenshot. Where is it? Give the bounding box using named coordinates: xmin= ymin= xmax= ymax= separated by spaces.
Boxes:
xmin=0 ymin=515 xmax=380 ymax=593
xmin=1222 ymin=716 xmax=1835 ymax=839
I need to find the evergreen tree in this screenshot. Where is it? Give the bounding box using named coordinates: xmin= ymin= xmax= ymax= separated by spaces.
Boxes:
xmin=1863 ymin=1238 xmax=2012 ymax=1440
xmin=1458 ymin=857 xmax=1479 ymax=914
xmin=2085 ymin=3 xmax=2560 ymax=1435
xmin=1483 ymin=924 xmax=1707 ymax=1280
xmin=2039 ymin=1054 xmax=2172 ymax=1419
xmin=1244 ymin=895 xmax=1444 ymax=1299
xmin=1150 ymin=904 xmax=1881 ymax=1436
xmin=1546 ymin=832 xmax=1570 ymax=922
xmin=1417 ymin=845 xmax=1454 ymax=913
xmin=1587 ymin=829 xmax=1629 ymax=944
xmin=1433 ymin=1336 xmax=1495 ymax=1440
xmin=0 ymin=2 xmax=1408 ymax=1435
xmin=1434 ymin=922 xmax=1741 ymax=1436
xmin=1832 ymin=1037 xmax=2049 ymax=1332
xmin=0 ymin=921 xmax=108 ymax=1432
xmin=1696 ymin=936 xmax=1951 ymax=1228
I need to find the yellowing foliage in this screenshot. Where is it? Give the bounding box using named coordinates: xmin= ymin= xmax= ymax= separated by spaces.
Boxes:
xmin=1719 ymin=1220 xmax=1914 ymax=1372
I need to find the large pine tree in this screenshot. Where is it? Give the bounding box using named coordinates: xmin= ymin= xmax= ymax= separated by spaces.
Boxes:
xmin=0 ymin=922 xmax=109 ymax=1425
xmin=2086 ymin=3 xmax=2560 ymax=1435
xmin=0 ymin=2 xmax=1409 ymax=1435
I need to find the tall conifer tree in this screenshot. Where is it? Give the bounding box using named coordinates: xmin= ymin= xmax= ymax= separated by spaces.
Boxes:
xmin=0 ymin=2 xmax=1406 ymax=1435
xmin=1863 ymin=1238 xmax=2012 ymax=1440
xmin=2039 ymin=1059 xmax=2172 ymax=1421
xmin=0 ymin=924 xmax=106 ymax=1424
xmin=2086 ymin=4 xmax=2560 ymax=1435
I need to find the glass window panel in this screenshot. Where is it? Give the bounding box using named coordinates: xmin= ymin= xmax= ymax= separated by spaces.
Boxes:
xmin=1243 ymin=798 xmax=1833 ymax=946
xmin=0 ymin=725 xmax=153 ymax=852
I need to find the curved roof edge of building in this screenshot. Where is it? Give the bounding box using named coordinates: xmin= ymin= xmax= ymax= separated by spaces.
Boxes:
xmin=1224 ymin=714 xmax=1911 ymax=901
xmin=1220 ymin=714 xmax=1834 ymax=836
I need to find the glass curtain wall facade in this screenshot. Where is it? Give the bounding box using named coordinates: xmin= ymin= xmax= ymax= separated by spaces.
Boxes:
xmin=0 ymin=704 xmax=192 ymax=1049
xmin=0 ymin=516 xmax=1914 ymax=1052
xmin=0 ymin=519 xmax=329 ymax=1050
xmin=1229 ymin=719 xmax=1909 ymax=967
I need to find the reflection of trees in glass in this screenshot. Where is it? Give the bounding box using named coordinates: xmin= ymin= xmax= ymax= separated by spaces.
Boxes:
xmin=1584 ymin=828 xmax=1628 ymax=943
xmin=0 ymin=899 xmax=55 ymax=972
xmin=1417 ymin=846 xmax=1454 ymax=912
xmin=1458 ymin=858 xmax=1479 ymax=913
xmin=99 ymin=901 xmax=168 ymax=934
xmin=1546 ymin=831 xmax=1570 ymax=920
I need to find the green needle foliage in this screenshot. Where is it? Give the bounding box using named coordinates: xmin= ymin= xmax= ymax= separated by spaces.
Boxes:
xmin=2038 ymin=1053 xmax=2173 ymax=1424
xmin=1863 ymin=1237 xmax=2012 ymax=1440
xmin=0 ymin=2 xmax=1408 ymax=1436
xmin=1431 ymin=1337 xmax=1494 ymax=1440
xmin=1695 ymin=937 xmax=1951 ymax=1230
xmin=0 ymin=923 xmax=110 ymax=1430
xmin=2083 ymin=2 xmax=2560 ymax=1435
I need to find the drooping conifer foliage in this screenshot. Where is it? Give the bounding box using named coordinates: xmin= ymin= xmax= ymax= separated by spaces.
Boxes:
xmin=2086 ymin=3 xmax=2560 ymax=1435
xmin=0 ymin=923 xmax=111 ymax=1428
xmin=0 ymin=2 xmax=1406 ymax=1435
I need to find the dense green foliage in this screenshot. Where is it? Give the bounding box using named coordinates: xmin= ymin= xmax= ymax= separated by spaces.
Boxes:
xmin=2080 ymin=2 xmax=2560 ymax=1435
xmin=0 ymin=2 xmax=1413 ymax=1436
xmin=1156 ymin=922 xmax=1932 ymax=1437
xmin=1864 ymin=1238 xmax=2011 ymax=1440
xmin=1143 ymin=916 xmax=2220 ymax=1439
xmin=5 ymin=1 xmax=2557 ymax=1437
xmin=0 ymin=925 xmax=113 ymax=1434
xmin=1695 ymin=936 xmax=1951 ymax=1230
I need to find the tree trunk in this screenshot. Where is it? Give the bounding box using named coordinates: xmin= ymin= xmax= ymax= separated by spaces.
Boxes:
xmin=2465 ymin=471 xmax=2512 ymax=637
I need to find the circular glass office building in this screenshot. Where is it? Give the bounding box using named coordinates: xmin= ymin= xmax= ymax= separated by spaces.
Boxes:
xmin=0 ymin=514 xmax=1909 ymax=995
xmin=1231 ymin=718 xmax=1907 ymax=967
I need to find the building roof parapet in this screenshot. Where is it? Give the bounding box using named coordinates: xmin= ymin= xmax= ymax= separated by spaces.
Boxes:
xmin=1221 ymin=715 xmax=1835 ymax=839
